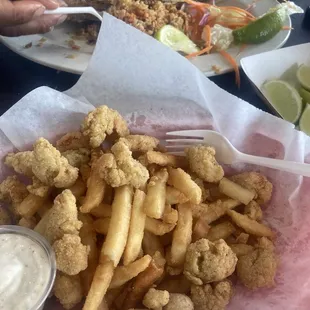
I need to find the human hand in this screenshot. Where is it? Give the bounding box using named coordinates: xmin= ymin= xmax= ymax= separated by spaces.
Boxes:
xmin=0 ymin=0 xmax=67 ymax=36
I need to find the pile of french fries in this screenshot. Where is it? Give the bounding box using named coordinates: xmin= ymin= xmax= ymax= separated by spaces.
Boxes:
xmin=0 ymin=105 xmax=277 ymax=310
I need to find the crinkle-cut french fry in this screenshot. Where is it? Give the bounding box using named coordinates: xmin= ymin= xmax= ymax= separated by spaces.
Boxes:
xmin=162 ymin=205 xmax=178 ymax=225
xmin=235 ymin=232 xmax=250 ymax=244
xmin=170 ymin=203 xmax=192 ymax=267
xmin=145 ymin=217 xmax=176 ymax=236
xmin=18 ymin=216 xmax=37 ymax=229
xmin=17 ymin=194 xmax=48 ymax=219
xmin=101 ymin=185 xmax=133 ymax=266
xmin=94 ymin=218 xmax=110 ymax=235
xmin=83 ymin=256 xmax=114 ymax=310
xmin=122 ymin=253 xmax=165 ymax=309
xmin=145 ymin=151 xmax=188 ymax=168
xmin=123 ymin=190 xmax=146 ymax=265
xmin=229 ymin=244 xmax=254 ymax=257
xmin=165 ymin=186 xmax=189 ymax=205
xmin=80 ymin=155 xmax=107 ymax=213
xmin=79 ymin=213 xmax=99 ymax=295
xmin=67 ymin=177 xmax=87 ymax=198
xmin=110 ymin=255 xmax=152 ymax=289
xmin=90 ymin=203 xmax=112 ymax=218
xmin=167 ymin=167 xmax=202 ymax=204
xmin=144 ymin=169 xmax=168 ymax=219
xmin=194 ymin=199 xmax=241 ymax=223
xmin=227 ymin=210 xmax=275 ymax=238
xmin=158 ymin=275 xmax=191 ymax=294
xmin=142 ymin=231 xmax=165 ymax=257
xmin=219 ymin=177 xmax=255 ymax=205
xmin=206 ymin=221 xmax=236 ymax=242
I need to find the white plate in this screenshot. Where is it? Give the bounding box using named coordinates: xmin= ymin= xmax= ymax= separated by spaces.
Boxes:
xmin=240 ymin=42 xmax=310 ymax=116
xmin=1 ymin=0 xmax=290 ymax=76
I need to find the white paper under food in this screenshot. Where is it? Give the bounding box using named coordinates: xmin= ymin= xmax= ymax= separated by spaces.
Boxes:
xmin=0 ymin=13 xmax=310 ymax=310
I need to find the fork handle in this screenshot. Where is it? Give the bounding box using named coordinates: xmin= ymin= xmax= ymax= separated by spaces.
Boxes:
xmin=238 ymin=153 xmax=310 ymax=177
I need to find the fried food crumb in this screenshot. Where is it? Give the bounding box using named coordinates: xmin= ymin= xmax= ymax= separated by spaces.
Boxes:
xmin=27 ymin=177 xmax=50 ymax=197
xmin=184 ymin=239 xmax=237 ymax=285
xmin=143 ymin=288 xmax=169 ymax=309
xmin=163 ymin=293 xmax=193 ymax=310
xmin=185 ymin=146 xmax=224 ymax=183
xmin=191 ymin=280 xmax=233 ymax=310
xmin=53 ymin=234 xmax=89 ymax=275
xmin=54 ymin=273 xmax=83 ymax=309
xmin=230 ymin=172 xmax=273 ymax=205
xmin=81 ymin=105 xmax=129 ymax=148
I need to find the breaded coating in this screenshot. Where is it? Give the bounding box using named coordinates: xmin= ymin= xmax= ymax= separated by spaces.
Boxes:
xmin=191 ymin=280 xmax=233 ymax=310
xmin=99 ymin=141 xmax=149 ymax=188
xmin=185 ymin=146 xmax=224 ymax=183
xmin=244 ymin=201 xmax=263 ymax=221
xmin=54 ymin=273 xmax=83 ymax=309
xmin=184 ymin=239 xmax=237 ymax=285
xmin=230 ymin=172 xmax=273 ymax=205
xmin=4 ymin=151 xmax=34 ymax=176
xmin=0 ymin=176 xmax=28 ymax=214
xmin=32 ymin=138 xmax=79 ymax=188
xmin=53 ymin=234 xmax=89 ymax=275
xmin=119 ymin=135 xmax=159 ymax=153
xmin=34 ymin=189 xmax=82 ymax=243
xmin=56 ymin=131 xmax=90 ymax=152
xmin=90 ymin=147 xmax=104 ymax=167
xmin=193 ymin=177 xmax=209 ymax=202
xmin=143 ymin=288 xmax=169 ymax=309
xmin=81 ymin=105 xmax=129 ymax=148
xmin=62 ymin=148 xmax=90 ymax=168
xmin=163 ymin=293 xmax=193 ymax=310
xmin=236 ymin=244 xmax=277 ymax=289
xmin=0 ymin=207 xmax=11 ymax=225
xmin=27 ymin=177 xmax=50 ymax=197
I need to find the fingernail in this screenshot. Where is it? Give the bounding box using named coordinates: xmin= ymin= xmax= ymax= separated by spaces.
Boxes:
xmin=56 ymin=14 xmax=67 ymax=25
xmin=33 ymin=6 xmax=46 ymax=18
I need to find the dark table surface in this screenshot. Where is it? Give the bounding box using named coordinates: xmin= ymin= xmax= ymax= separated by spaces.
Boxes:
xmin=0 ymin=0 xmax=309 ymax=116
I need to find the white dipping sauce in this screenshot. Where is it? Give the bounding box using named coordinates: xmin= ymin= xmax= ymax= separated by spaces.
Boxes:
xmin=0 ymin=233 xmax=51 ymax=310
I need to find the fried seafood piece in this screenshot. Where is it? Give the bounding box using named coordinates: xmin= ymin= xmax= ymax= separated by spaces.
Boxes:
xmin=191 ymin=280 xmax=233 ymax=310
xmin=4 ymin=151 xmax=34 ymax=176
xmin=0 ymin=176 xmax=28 ymax=214
xmin=54 ymin=273 xmax=83 ymax=309
xmin=230 ymin=172 xmax=273 ymax=204
xmin=27 ymin=176 xmax=50 ymax=197
xmin=244 ymin=200 xmax=263 ymax=221
xmin=99 ymin=141 xmax=149 ymax=188
xmin=163 ymin=293 xmax=193 ymax=310
xmin=32 ymin=138 xmax=79 ymax=188
xmin=53 ymin=234 xmax=89 ymax=275
xmin=34 ymin=189 xmax=82 ymax=243
xmin=56 ymin=131 xmax=90 ymax=152
xmin=62 ymin=148 xmax=90 ymax=168
xmin=184 ymin=239 xmax=237 ymax=285
xmin=81 ymin=105 xmax=129 ymax=148
xmin=236 ymin=237 xmax=277 ymax=289
xmin=142 ymin=288 xmax=169 ymax=309
xmin=119 ymin=135 xmax=159 ymax=153
xmin=185 ymin=146 xmax=224 ymax=183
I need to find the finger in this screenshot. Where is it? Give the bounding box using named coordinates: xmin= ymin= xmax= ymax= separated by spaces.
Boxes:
xmin=0 ymin=1 xmax=45 ymax=27
xmin=23 ymin=0 xmax=68 ymax=9
xmin=0 ymin=14 xmax=67 ymax=36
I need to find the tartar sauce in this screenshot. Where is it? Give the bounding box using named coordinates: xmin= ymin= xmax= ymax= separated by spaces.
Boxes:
xmin=0 ymin=233 xmax=51 ymax=310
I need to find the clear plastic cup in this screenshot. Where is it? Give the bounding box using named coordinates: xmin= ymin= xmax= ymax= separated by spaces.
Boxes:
xmin=0 ymin=225 xmax=56 ymax=310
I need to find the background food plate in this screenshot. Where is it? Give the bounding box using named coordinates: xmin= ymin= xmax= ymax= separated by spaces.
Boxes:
xmin=0 ymin=0 xmax=291 ymax=76
xmin=240 ymin=42 xmax=310 ymax=118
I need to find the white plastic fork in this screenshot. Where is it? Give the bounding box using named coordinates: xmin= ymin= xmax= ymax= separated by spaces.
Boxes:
xmin=166 ymin=129 xmax=310 ymax=177
xmin=44 ymin=7 xmax=103 ymax=21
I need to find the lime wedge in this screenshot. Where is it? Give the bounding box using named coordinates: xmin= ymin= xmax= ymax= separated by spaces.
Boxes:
xmin=299 ymin=104 xmax=310 ymax=136
xmin=155 ymin=25 xmax=199 ymax=54
xmin=263 ymin=80 xmax=303 ymax=123
xmin=299 ymin=87 xmax=310 ymax=104
xmin=297 ymin=64 xmax=310 ymax=91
